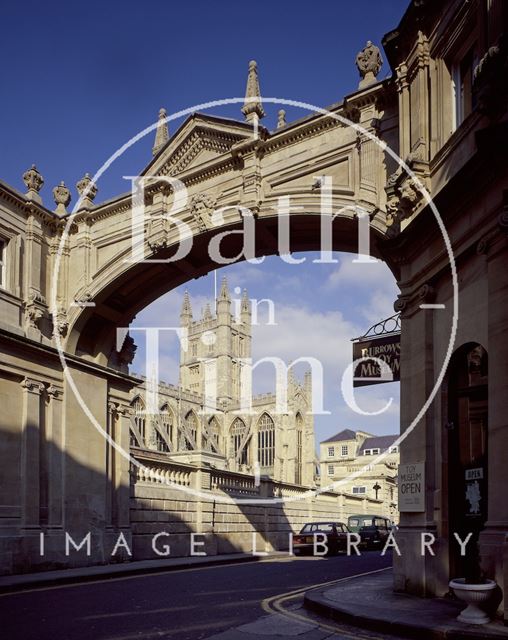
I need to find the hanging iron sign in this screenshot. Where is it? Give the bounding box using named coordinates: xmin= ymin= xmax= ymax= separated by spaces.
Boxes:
xmin=352 ymin=313 xmax=401 ymax=387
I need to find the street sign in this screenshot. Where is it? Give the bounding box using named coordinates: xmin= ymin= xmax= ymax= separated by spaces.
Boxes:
xmin=352 ymin=332 xmax=400 ymax=387
xmin=398 ymin=462 xmax=425 ymax=512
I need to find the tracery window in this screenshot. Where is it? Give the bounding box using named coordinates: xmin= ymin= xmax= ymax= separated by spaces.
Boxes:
xmin=204 ymin=416 xmax=221 ymax=453
xmin=295 ymin=413 xmax=303 ymax=484
xmin=182 ymin=411 xmax=198 ymax=450
xmin=130 ymin=396 xmax=146 ymax=447
xmin=257 ymin=413 xmax=275 ymax=468
xmin=156 ymin=404 xmax=173 ymax=453
xmin=231 ymin=418 xmax=248 ymax=465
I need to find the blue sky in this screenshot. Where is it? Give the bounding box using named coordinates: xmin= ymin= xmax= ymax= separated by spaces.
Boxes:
xmin=131 ymin=255 xmax=401 ymax=445
xmin=1 ymin=0 xmax=408 ymax=445
xmin=1 ymin=0 xmax=407 ymax=200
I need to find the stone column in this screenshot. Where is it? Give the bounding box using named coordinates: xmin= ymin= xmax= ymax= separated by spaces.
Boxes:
xmin=115 ymin=405 xmax=132 ymax=529
xmin=105 ymin=402 xmax=117 ymax=527
xmin=479 ymin=223 xmax=508 ymax=619
xmin=393 ymin=285 xmax=440 ymax=597
xmin=46 ymin=385 xmax=63 ymax=528
xmin=396 ymin=63 xmax=410 ymax=161
xmin=20 ymin=377 xmax=45 ymax=529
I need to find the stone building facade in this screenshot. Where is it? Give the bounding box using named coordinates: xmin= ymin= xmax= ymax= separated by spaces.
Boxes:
xmin=381 ymin=0 xmax=508 ymax=623
xmin=319 ymin=429 xmax=399 ymax=522
xmin=0 ymin=0 xmax=507 ymax=622
xmin=130 ymin=279 xmax=315 ymax=486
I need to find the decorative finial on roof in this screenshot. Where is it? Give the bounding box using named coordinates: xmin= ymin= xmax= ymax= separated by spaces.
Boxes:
xmin=241 ymin=288 xmax=250 ymax=313
xmin=76 ymin=173 xmax=98 ymax=209
xmin=52 ymin=181 xmax=71 ymax=215
xmin=152 ymin=107 xmax=169 ymax=156
xmin=180 ymin=289 xmax=193 ymax=323
xmin=242 ymin=60 xmax=265 ymax=124
xmin=23 ymin=164 xmax=44 ymax=203
xmin=355 ymin=41 xmax=383 ymax=89
xmin=218 ymin=276 xmax=231 ymax=301
xmin=277 ymin=110 xmax=286 ymax=129
xmin=203 ymin=302 xmax=212 ymax=320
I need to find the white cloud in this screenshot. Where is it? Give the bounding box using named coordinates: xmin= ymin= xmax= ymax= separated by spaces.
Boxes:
xmin=127 ymin=259 xmax=401 ymax=441
xmin=324 ymin=256 xmax=396 ymax=291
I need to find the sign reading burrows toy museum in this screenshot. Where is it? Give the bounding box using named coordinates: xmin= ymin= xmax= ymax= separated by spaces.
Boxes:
xmin=352 ymin=333 xmax=401 ymax=387
xmin=398 ymin=462 xmax=425 ymax=512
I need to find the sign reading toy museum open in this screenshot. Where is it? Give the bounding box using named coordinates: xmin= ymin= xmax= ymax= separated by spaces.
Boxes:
xmin=352 ymin=332 xmax=401 ymax=387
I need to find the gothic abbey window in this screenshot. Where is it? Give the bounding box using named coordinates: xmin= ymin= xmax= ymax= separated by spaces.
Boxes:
xmin=257 ymin=413 xmax=275 ymax=468
xmin=204 ymin=416 xmax=221 ymax=453
xmin=155 ymin=404 xmax=173 ymax=453
xmin=295 ymin=413 xmax=303 ymax=485
xmin=182 ymin=411 xmax=198 ymax=450
xmin=130 ymin=396 xmax=146 ymax=447
xmin=231 ymin=418 xmax=249 ymax=465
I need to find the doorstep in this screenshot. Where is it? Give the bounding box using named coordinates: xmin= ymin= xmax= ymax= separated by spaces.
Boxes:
xmin=304 ymin=569 xmax=508 ymax=640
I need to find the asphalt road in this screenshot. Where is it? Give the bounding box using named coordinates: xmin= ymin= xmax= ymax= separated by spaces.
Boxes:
xmin=0 ymin=551 xmax=392 ymax=640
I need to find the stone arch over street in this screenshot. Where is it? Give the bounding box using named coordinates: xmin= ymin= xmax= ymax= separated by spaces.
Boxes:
xmin=1 ymin=0 xmax=508 ymax=622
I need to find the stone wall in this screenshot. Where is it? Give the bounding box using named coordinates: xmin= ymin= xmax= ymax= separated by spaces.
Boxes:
xmin=130 ymin=451 xmax=383 ymax=560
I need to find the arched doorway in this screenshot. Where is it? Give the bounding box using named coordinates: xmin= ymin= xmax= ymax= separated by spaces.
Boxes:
xmin=445 ymin=343 xmax=488 ymax=581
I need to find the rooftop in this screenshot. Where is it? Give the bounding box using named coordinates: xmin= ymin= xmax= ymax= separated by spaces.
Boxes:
xmin=358 ymin=434 xmax=398 ymax=454
xmin=321 ymin=429 xmax=359 ymax=444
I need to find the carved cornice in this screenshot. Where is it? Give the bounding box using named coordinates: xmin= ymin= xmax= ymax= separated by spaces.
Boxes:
xmin=0 ymin=182 xmax=61 ymax=229
xmin=264 ymin=113 xmax=341 ymax=154
xmin=158 ymin=127 xmax=244 ymax=177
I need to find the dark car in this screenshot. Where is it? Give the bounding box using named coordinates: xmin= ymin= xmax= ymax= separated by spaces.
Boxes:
xmin=347 ymin=514 xmax=391 ymax=549
xmin=292 ymin=521 xmax=349 ymax=555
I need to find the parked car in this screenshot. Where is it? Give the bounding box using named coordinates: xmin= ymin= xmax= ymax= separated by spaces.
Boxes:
xmin=292 ymin=522 xmax=350 ymax=555
xmin=347 ymin=514 xmax=391 ymax=549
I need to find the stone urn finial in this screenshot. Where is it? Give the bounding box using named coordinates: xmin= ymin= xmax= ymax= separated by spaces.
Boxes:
xmin=355 ymin=40 xmax=383 ymax=89
xmin=52 ymin=181 xmax=71 ymax=215
xmin=23 ymin=164 xmax=44 ymax=203
xmin=277 ymin=109 xmax=286 ymax=129
xmin=76 ymin=173 xmax=98 ymax=209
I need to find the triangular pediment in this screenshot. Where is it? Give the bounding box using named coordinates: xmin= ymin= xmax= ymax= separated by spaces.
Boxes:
xmin=143 ymin=114 xmax=253 ymax=178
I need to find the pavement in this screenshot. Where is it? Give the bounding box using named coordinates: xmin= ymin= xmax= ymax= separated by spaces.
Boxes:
xmin=304 ymin=570 xmax=508 ymax=640
xmin=0 ymin=551 xmax=286 ymax=593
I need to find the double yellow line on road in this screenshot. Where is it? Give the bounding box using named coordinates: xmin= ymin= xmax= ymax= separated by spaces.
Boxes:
xmin=261 ymin=566 xmax=391 ymax=640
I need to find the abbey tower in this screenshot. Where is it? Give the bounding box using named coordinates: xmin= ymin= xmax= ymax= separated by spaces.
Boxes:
xmin=129 ymin=277 xmax=316 ymax=486
xmin=179 ymin=277 xmax=251 ymax=404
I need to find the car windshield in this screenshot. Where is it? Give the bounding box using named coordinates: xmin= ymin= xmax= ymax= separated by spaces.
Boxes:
xmin=300 ymin=523 xmax=335 ymax=533
xmin=348 ymin=517 xmax=373 ymax=529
